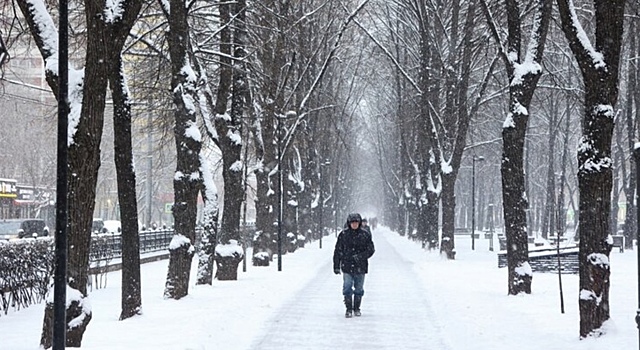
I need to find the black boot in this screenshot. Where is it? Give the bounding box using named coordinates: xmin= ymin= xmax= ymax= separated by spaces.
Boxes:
xmin=354 ymin=295 xmax=362 ymax=316
xmin=344 ymin=296 xmax=353 ymax=318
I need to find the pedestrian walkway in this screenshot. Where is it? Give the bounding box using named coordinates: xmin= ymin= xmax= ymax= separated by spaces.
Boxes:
xmin=249 ymin=231 xmax=452 ymax=350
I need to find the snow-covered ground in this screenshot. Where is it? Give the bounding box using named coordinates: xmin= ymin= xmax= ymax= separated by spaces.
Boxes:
xmin=1 ymin=226 xmax=636 ymax=349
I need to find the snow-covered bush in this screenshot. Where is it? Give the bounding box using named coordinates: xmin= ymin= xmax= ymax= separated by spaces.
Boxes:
xmin=0 ymin=237 xmax=54 ymax=315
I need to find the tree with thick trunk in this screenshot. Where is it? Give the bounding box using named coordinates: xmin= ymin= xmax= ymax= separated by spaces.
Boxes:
xmin=16 ymin=0 xmax=142 ymax=345
xmin=163 ymin=0 xmax=202 ymax=299
xmin=214 ymin=0 xmax=247 ymax=280
xmin=556 ymin=0 xmax=625 ymax=338
xmin=481 ymin=0 xmax=551 ymax=295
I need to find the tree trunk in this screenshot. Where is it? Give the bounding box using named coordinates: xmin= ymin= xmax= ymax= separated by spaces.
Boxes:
xmin=196 ymin=161 xmax=219 ymax=285
xmin=163 ymin=0 xmax=201 ymax=299
xmin=215 ymin=0 xmax=248 ymax=280
xmin=196 ymin=0 xmax=230 ymax=280
xmin=17 ymin=0 xmax=143 ymax=344
xmin=52 ymin=0 xmax=118 ymax=343
xmin=556 ymin=0 xmax=624 ymax=337
xmin=165 ymin=242 xmax=195 ymax=299
xmin=439 ymin=0 xmax=480 ymax=260
xmin=108 ymin=0 xmax=144 ymax=321
xmin=302 ymin=128 xmax=319 ymax=243
xmin=110 ymin=57 xmax=142 ymax=320
xmin=283 ymin=152 xmax=300 ymax=253
xmin=501 ymin=114 xmax=532 ymax=294
xmin=611 ymin=123 xmax=623 ymax=237
xmin=578 ymin=136 xmax=613 ymax=337
xmin=424 ymin=191 xmax=439 ymax=249
xmin=251 ymin=0 xmax=290 ymax=263
xmin=481 ymin=0 xmax=551 ymax=295
xmin=440 ymin=173 xmax=457 ymax=259
xmin=197 ymin=224 xmax=217 ymax=285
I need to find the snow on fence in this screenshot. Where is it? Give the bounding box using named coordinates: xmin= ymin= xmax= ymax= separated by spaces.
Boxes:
xmin=0 ymin=228 xmax=202 ymax=316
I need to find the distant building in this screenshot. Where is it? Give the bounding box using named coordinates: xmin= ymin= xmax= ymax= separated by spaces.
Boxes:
xmin=0 ymin=177 xmax=55 ymax=226
xmin=0 ymin=178 xmax=17 ymax=219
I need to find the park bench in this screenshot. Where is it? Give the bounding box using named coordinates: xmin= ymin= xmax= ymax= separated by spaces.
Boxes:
xmin=611 ymin=235 xmax=625 ymax=253
xmin=454 ymin=227 xmax=479 ymax=239
xmin=454 ymin=227 xmax=470 ymax=235
xmin=497 ymin=245 xmax=579 ymax=274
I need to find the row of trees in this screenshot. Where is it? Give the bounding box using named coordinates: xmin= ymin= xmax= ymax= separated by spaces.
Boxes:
xmin=2 ymin=0 xmax=377 ymax=347
xmin=362 ymin=0 xmax=630 ymax=339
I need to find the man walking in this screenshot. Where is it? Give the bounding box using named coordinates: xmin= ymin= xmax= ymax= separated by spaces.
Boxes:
xmin=333 ymin=213 xmax=375 ymax=318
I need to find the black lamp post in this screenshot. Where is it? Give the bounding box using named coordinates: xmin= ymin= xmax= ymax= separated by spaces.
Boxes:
xmin=488 ymin=203 xmax=494 ymax=252
xmin=471 ymin=155 xmax=484 ymax=250
xmin=276 ymin=116 xmax=283 ymax=272
xmin=633 ymin=147 xmax=640 ymax=348
xmin=146 ymin=109 xmax=153 ymax=228
xmin=54 ymin=1 xmax=69 ymax=348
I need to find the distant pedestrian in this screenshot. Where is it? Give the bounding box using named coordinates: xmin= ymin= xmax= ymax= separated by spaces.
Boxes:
xmin=361 ymin=217 xmax=371 ymax=234
xmin=370 ymin=217 xmax=378 ymax=230
xmin=333 ymin=213 xmax=375 ymax=318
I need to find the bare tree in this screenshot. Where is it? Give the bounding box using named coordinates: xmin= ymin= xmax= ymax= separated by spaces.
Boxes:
xmin=248 ymin=0 xmax=371 ymax=263
xmin=357 ymin=0 xmax=495 ymax=257
xmin=556 ymin=0 xmax=625 ymax=338
xmin=162 ymin=0 xmax=202 ymax=299
xmin=106 ymin=1 xmax=145 ymax=319
xmin=191 ymin=0 xmax=231 ymax=284
xmin=213 ymin=0 xmax=247 ymax=280
xmin=16 ymin=0 xmax=143 ymax=345
xmin=480 ymin=0 xmax=551 ymax=295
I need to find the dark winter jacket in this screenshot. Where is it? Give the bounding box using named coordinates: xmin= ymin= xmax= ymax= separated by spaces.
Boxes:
xmin=333 ymin=226 xmax=375 ymax=274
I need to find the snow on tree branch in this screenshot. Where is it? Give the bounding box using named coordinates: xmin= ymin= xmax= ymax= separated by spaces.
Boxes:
xmin=566 ymin=0 xmax=605 ymax=69
xmin=511 ymin=0 xmax=550 ymax=87
xmin=22 ymin=0 xmax=58 ymax=74
xmin=556 ymin=0 xmax=606 ymax=71
xmin=67 ymin=69 xmax=85 ymax=146
xmin=18 ymin=0 xmax=85 ymax=146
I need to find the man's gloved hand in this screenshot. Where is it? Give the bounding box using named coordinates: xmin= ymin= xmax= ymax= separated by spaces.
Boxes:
xmin=334 ymin=268 xmax=341 ymax=275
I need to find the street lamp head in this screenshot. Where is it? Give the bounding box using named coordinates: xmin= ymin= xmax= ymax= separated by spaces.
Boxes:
xmin=474 ymin=155 xmax=485 ymax=162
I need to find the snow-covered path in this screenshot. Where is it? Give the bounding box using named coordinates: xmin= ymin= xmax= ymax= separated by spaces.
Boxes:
xmin=1 ymin=226 xmax=636 ymax=350
xmin=249 ymin=232 xmax=451 ymax=350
